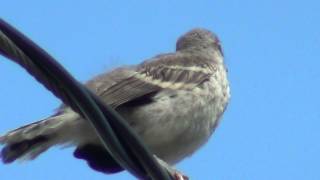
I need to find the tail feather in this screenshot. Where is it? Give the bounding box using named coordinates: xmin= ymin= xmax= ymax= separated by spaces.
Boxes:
xmin=0 ymin=115 xmax=66 ymax=163
xmin=1 ymin=135 xmax=49 ymax=163
xmin=0 ymin=119 xmax=47 ymax=144
xmin=0 ymin=111 xmax=122 ymax=175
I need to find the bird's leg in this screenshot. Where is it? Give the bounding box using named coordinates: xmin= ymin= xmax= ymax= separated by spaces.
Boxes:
xmin=153 ymin=155 xmax=189 ymax=180
xmin=173 ymin=171 xmax=189 ymax=180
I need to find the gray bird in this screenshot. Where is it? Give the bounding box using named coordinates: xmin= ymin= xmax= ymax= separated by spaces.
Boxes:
xmin=0 ymin=28 xmax=230 ymax=175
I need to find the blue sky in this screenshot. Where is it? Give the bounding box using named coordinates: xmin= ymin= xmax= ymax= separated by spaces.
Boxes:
xmin=1 ymin=0 xmax=320 ymax=179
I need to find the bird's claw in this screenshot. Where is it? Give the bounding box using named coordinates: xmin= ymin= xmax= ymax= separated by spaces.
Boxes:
xmin=173 ymin=171 xmax=189 ymax=180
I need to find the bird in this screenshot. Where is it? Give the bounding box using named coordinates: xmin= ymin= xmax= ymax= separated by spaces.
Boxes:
xmin=0 ymin=28 xmax=230 ymax=176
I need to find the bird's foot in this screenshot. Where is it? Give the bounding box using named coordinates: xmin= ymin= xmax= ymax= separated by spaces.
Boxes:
xmin=173 ymin=171 xmax=189 ymax=180
xmin=153 ymin=155 xmax=189 ymax=180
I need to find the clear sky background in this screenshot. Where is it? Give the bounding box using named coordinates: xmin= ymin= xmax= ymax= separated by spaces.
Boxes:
xmin=0 ymin=1 xmax=319 ymax=180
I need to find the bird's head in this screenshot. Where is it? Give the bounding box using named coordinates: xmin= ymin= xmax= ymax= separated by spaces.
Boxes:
xmin=176 ymin=28 xmax=223 ymax=57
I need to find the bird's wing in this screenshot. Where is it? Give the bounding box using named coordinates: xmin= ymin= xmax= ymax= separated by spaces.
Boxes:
xmin=84 ymin=66 xmax=161 ymax=108
xmin=86 ymin=53 xmax=216 ymax=108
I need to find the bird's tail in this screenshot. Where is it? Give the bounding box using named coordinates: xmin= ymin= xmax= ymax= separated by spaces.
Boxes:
xmin=0 ymin=113 xmax=74 ymax=163
xmin=0 ymin=111 xmax=125 ymax=174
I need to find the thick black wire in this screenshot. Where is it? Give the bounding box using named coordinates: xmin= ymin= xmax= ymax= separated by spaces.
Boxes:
xmin=0 ymin=20 xmax=144 ymax=179
xmin=0 ymin=18 xmax=173 ymax=180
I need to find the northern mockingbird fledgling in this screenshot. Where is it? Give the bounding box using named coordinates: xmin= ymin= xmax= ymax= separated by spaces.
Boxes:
xmin=0 ymin=28 xmax=230 ymax=175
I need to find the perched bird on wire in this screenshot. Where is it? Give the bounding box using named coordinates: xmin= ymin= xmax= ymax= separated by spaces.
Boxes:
xmin=0 ymin=28 xmax=230 ymax=177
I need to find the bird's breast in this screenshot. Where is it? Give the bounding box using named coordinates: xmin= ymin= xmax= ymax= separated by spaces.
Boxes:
xmin=118 ymin=66 xmax=230 ymax=164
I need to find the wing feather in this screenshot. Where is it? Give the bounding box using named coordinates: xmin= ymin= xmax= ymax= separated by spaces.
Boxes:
xmin=88 ymin=53 xmax=216 ymax=108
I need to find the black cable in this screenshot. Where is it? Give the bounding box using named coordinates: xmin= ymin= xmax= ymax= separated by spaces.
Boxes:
xmin=0 ymin=18 xmax=173 ymax=180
